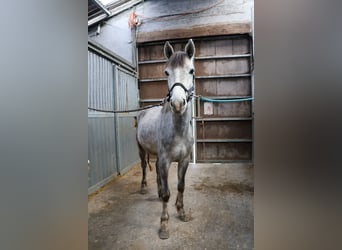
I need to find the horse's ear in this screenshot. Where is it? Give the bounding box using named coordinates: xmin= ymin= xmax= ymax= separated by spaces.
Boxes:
xmin=164 ymin=41 xmax=174 ymax=59
xmin=185 ymin=39 xmax=195 ymax=59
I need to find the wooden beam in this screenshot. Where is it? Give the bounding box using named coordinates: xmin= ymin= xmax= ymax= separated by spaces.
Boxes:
xmin=136 ymin=22 xmax=251 ymax=44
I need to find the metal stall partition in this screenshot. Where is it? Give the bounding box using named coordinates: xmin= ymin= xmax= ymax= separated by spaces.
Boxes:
xmin=88 ymin=41 xmax=140 ymax=194
xmin=88 ymin=50 xmax=118 ymax=193
xmin=114 ymin=67 xmax=140 ymax=174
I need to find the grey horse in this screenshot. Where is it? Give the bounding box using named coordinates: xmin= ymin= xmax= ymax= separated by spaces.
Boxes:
xmin=135 ymin=39 xmax=195 ymax=239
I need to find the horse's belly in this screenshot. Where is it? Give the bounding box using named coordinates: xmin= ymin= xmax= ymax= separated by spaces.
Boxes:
xmin=136 ymin=108 xmax=161 ymax=154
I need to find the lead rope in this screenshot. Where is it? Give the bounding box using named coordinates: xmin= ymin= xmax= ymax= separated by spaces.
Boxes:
xmin=88 ymin=98 xmax=167 ymax=113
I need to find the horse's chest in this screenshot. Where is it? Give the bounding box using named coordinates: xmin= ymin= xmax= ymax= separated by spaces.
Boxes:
xmin=169 ymin=135 xmax=193 ymax=159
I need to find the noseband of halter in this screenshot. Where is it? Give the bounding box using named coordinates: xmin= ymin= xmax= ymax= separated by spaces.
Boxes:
xmin=166 ymin=78 xmax=194 ymax=103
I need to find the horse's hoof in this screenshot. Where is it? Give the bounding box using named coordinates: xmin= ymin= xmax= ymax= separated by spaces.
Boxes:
xmin=159 ymin=229 xmax=169 ymax=239
xmin=179 ymin=214 xmax=190 ymax=222
xmin=140 ymin=188 xmax=147 ymax=194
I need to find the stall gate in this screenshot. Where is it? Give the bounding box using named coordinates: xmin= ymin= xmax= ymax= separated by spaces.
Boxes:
xmin=88 ymin=49 xmax=140 ymax=194
xmin=138 ymin=35 xmax=254 ymax=163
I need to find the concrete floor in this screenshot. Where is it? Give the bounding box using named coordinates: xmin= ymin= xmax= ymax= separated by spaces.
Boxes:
xmin=88 ymin=163 xmax=254 ymax=250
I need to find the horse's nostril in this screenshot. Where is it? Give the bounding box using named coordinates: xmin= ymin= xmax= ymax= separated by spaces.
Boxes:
xmin=183 ymin=99 xmax=186 ymax=105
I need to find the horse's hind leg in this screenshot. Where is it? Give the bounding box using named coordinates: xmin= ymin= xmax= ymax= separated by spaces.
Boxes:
xmin=155 ymin=158 xmax=162 ymax=198
xmin=175 ymin=158 xmax=190 ymax=222
xmin=138 ymin=143 xmax=147 ymax=194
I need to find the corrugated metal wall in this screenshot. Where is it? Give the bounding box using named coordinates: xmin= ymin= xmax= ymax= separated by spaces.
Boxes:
xmin=88 ymin=49 xmax=139 ymax=194
xmin=88 ymin=51 xmax=117 ymax=193
xmin=115 ymin=68 xmax=140 ymax=174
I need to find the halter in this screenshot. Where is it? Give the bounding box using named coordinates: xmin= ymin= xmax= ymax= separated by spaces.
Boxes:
xmin=166 ymin=76 xmax=195 ymax=103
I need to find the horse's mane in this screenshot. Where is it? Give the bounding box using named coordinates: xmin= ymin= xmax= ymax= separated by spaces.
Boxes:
xmin=167 ymin=52 xmax=187 ymax=68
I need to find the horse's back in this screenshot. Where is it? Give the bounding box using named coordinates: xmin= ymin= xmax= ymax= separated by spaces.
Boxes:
xmin=136 ymin=106 xmax=162 ymax=154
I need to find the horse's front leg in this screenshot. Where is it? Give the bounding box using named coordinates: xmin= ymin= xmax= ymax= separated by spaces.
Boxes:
xmin=157 ymin=156 xmax=171 ymax=239
xmin=175 ymin=157 xmax=190 ymax=222
xmin=155 ymin=158 xmax=162 ymax=199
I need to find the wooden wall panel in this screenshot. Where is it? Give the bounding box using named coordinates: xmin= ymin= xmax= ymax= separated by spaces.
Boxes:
xmin=199 ymin=101 xmax=252 ymax=117
xmin=196 ymin=121 xmax=252 ymax=140
xmin=196 ymin=78 xmax=251 ymax=97
xmin=216 ymin=78 xmax=251 ymax=96
xmin=195 ymin=58 xmax=250 ymax=76
xmin=139 ymin=63 xmax=166 ymax=79
xmin=215 ymin=39 xmax=233 ymax=55
xmin=138 ymin=44 xmax=165 ymax=61
xmin=139 ymin=81 xmax=168 ymax=99
xmin=197 ymin=143 xmax=252 ymax=161
xmin=232 ymin=38 xmax=250 ymax=54
xmin=196 ymin=79 xmax=218 ymax=96
xmin=196 ymin=40 xmax=216 ymax=56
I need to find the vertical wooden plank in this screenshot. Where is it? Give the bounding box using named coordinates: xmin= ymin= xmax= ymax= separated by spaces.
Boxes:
xmin=216 ymin=58 xmax=250 ymax=75
xmin=215 ymin=39 xmax=233 ymax=55
xmin=196 ymin=121 xmax=252 ymax=139
xmin=197 ymin=40 xmax=215 ymax=56
xmin=200 ymin=102 xmax=251 ymax=117
xmin=197 ymin=143 xmax=252 ymax=161
xmin=216 ymin=78 xmax=251 ymax=96
xmin=232 ymin=38 xmax=250 ymax=54
xmin=139 ymin=81 xmax=168 ymax=99
xmin=139 ymin=63 xmax=166 ymax=79
xmin=196 ymin=79 xmax=218 ymax=96
xmin=195 ymin=60 xmax=216 ymax=76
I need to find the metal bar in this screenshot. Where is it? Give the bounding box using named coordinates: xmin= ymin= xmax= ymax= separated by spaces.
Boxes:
xmin=195 ymin=74 xmax=251 ymax=79
xmin=199 ymin=95 xmax=253 ymax=100
xmin=200 ymin=96 xmax=253 ymax=103
xmin=116 ymin=64 xmax=137 ymax=78
xmin=196 ymin=159 xmax=253 ymax=164
xmin=191 ymin=94 xmax=197 ymax=164
xmin=88 ymin=113 xmax=115 ymax=118
xmin=138 ymin=59 xmax=166 ymax=65
xmin=88 ymin=39 xmax=136 ymax=74
xmin=93 ymin=0 xmax=111 ymax=16
xmin=113 ymin=65 xmax=121 ymax=174
xmin=138 ymin=54 xmax=252 ymax=65
xmin=139 ymin=77 xmax=166 ymax=83
xmin=195 ymin=117 xmax=252 ymax=121
xmin=107 ymin=0 xmax=143 ymax=17
xmin=139 ymin=73 xmax=251 ymax=83
xmin=88 ymin=13 xmax=107 ymax=26
xmin=196 ymin=139 xmax=252 ymax=143
xmin=191 ymin=75 xmax=197 ymax=164
xmin=88 ymin=0 xmax=143 ymax=27
xmin=251 ymin=6 xmax=255 ymax=165
xmin=195 ymin=54 xmax=251 ymax=60
xmin=139 ymin=98 xmax=164 ymax=103
xmin=196 ymin=94 xmax=200 ymax=118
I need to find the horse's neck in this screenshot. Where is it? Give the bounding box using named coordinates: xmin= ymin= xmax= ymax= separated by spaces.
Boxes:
xmin=172 ymin=106 xmax=192 ymax=134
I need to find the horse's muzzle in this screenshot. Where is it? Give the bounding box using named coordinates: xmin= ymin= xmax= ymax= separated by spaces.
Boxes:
xmin=170 ymin=98 xmax=186 ymax=113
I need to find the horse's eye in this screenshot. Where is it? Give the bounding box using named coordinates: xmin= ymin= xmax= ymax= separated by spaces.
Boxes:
xmin=189 ymin=69 xmax=194 ymax=75
xmin=165 ymin=70 xmax=169 ymax=76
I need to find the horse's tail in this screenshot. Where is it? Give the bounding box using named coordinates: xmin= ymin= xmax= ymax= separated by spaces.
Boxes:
xmin=133 ymin=116 xmax=137 ymax=128
xmin=147 ymin=154 xmax=153 ymax=172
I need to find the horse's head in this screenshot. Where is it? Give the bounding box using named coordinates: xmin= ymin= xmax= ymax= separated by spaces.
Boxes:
xmin=164 ymin=39 xmax=195 ymax=114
